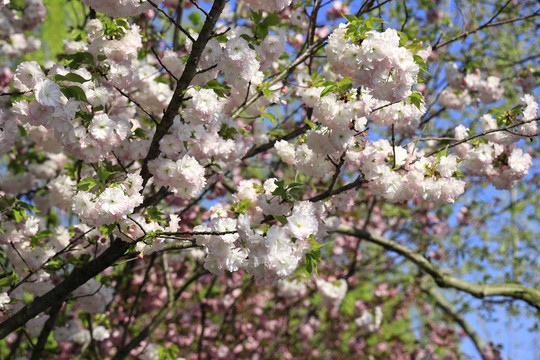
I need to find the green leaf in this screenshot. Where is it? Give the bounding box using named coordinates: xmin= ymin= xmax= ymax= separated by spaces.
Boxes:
xmin=250 ymin=9 xmax=263 ymax=24
xmin=77 ymin=177 xmax=99 ymax=191
xmin=18 ymin=201 xmax=38 ymax=213
xmin=0 ymin=273 xmax=18 ymax=288
xmin=305 ymin=118 xmax=317 ymax=130
xmin=304 ymin=252 xmax=320 ymax=279
xmin=115 ymin=18 xmax=130 ymax=30
xmin=215 ymin=33 xmax=229 ymax=43
xmin=203 ymin=80 xmax=229 ymax=98
xmin=407 ymin=92 xmax=424 ymax=110
xmin=436 ymin=146 xmax=449 ymax=161
xmin=45 ymin=260 xmax=62 ymax=271
xmin=309 ymin=237 xmax=330 ymax=252
xmin=8 ymin=0 xmax=27 ymax=11
xmin=488 ymin=107 xmax=504 ymax=115
xmin=274 ymin=215 xmax=288 ymax=225
xmin=231 ymin=199 xmax=255 ymax=214
xmin=218 ymin=123 xmax=238 ymax=140
xmin=62 ymin=52 xmax=95 ymax=69
xmin=55 ymin=73 xmax=90 ymax=83
xmin=189 ymin=12 xmax=201 ymax=27
xmin=341 ymin=12 xmax=358 ymax=23
xmin=320 ymin=84 xmax=337 ymax=97
xmin=261 ymin=13 xmax=281 ymax=27
xmin=30 ymin=229 xmax=55 ymax=241
xmin=60 ymin=85 xmax=89 ymax=103
xmin=145 ymin=207 xmax=167 ymax=225
xmin=240 ymin=33 xmax=255 ymax=43
xmin=413 ymin=55 xmax=430 ymax=75
xmin=133 ymin=127 xmax=147 ymax=139
xmin=271 ymin=180 xmax=288 ymax=199
xmin=262 ymin=112 xmax=276 ymax=125
xmin=397 ymin=31 xmax=409 ymax=45
xmin=97 ymin=165 xmax=118 ymax=183
xmin=12 ymin=209 xmax=25 ymax=223
xmin=99 ymin=223 xmax=117 ymax=236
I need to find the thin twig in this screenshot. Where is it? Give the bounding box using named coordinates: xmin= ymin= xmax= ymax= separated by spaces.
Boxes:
xmin=114 ymin=86 xmax=159 ymax=125
xmin=147 ymin=0 xmax=195 ymax=43
xmin=151 ymin=47 xmax=179 ymax=82
xmin=433 ymin=9 xmax=540 ymax=50
xmin=423 ymin=117 xmax=540 ymax=158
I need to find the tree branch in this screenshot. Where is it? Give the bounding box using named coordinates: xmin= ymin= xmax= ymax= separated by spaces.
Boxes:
xmin=0 ymin=239 xmax=131 ymax=340
xmin=419 ymin=277 xmax=488 ymax=360
xmin=112 ymin=269 xmax=206 ymax=359
xmin=147 ymin=0 xmax=195 ymax=43
xmin=423 ymin=117 xmax=540 ymax=158
xmin=29 ymin=302 xmax=63 ymax=360
xmin=433 ymin=9 xmax=540 ymax=50
xmin=337 ymin=225 xmax=540 ymax=310
xmin=140 ymin=0 xmax=227 ymax=187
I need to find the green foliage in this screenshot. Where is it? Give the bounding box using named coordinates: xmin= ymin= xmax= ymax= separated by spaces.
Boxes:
xmin=488 ymin=104 xmax=524 ymax=127
xmin=97 ymin=164 xmax=118 ymax=183
xmin=76 ymin=177 xmax=99 ymax=192
xmin=54 ymin=72 xmax=90 ymax=83
xmin=407 ymin=92 xmax=425 ymax=110
xmin=231 ymin=199 xmax=255 ymax=215
xmin=0 ymin=272 xmax=18 ymax=288
xmin=201 ymin=79 xmax=229 ymax=98
xmin=101 ymin=17 xmax=131 ymax=39
xmin=144 ymin=207 xmax=167 ymax=225
xmin=413 ymin=55 xmax=431 ymax=75
xmin=61 ymin=52 xmax=95 ymax=69
xmin=29 ymin=229 xmax=56 ymax=247
xmin=320 ymin=78 xmax=352 ymax=98
xmin=60 ymin=85 xmax=89 ymax=104
xmin=341 ymin=14 xmax=387 ymax=43
xmin=271 ymin=180 xmax=303 ymax=204
xmin=218 ymin=123 xmax=239 ymax=140
xmin=262 ymin=112 xmax=277 ymax=125
xmin=304 ymin=237 xmax=330 ymax=280
xmin=250 ymin=10 xmax=282 ymax=41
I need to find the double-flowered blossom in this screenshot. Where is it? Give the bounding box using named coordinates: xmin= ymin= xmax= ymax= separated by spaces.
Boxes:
xmin=195 ymin=201 xmax=323 ymax=285
xmin=73 ymin=278 xmax=114 ymax=314
xmin=326 ymin=24 xmax=420 ymax=102
xmin=0 ymin=1 xmax=46 ymax=57
xmin=317 ymin=278 xmax=348 ymax=307
xmin=455 ymin=95 xmax=537 ymax=189
xmin=355 ymin=306 xmax=383 ymax=333
xmin=439 ymin=62 xmax=505 ymax=109
xmin=149 ymin=155 xmax=206 ymax=199
xmin=72 ymin=174 xmax=144 ymax=226
xmin=219 ymin=32 xmax=262 ymax=89
xmin=347 ymin=139 xmax=466 ymax=204
xmin=243 ymin=0 xmax=292 ymax=12
xmin=82 ymin=0 xmax=163 ymax=18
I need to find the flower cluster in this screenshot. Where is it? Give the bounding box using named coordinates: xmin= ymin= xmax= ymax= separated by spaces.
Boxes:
xmin=149 ymin=155 xmax=206 ymax=199
xmin=326 ymin=24 xmax=421 ymax=102
xmin=195 ymin=201 xmax=323 ymax=285
xmin=439 ymin=62 xmax=505 ymax=109
xmin=454 ymin=95 xmax=537 ymax=189
xmin=243 ymin=0 xmax=292 ymax=12
xmin=72 ymin=173 xmax=144 ymax=226
xmin=82 ymin=0 xmax=163 ymax=18
xmin=347 ymin=139 xmax=466 ymax=204
xmin=0 ymin=0 xmax=45 ymax=57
